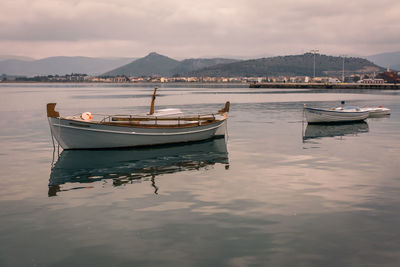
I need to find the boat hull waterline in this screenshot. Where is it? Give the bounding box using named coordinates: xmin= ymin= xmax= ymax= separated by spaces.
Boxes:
xmin=304 ymin=107 xmax=369 ymax=124
xmin=48 ymin=117 xmax=227 ymax=149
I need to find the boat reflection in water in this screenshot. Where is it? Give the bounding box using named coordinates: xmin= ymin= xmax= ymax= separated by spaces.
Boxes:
xmin=303 ymin=121 xmax=369 ymax=141
xmin=49 ymin=138 xmax=229 ymax=197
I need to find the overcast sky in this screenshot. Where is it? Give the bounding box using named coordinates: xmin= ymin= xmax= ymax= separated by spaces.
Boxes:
xmin=1 ymin=0 xmax=399 ymax=59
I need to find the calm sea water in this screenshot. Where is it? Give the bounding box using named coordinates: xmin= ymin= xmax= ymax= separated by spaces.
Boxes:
xmin=1 ymin=83 xmax=400 ymax=266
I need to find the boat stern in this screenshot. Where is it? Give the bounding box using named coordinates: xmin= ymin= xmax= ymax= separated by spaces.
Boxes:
xmin=47 ymin=103 xmax=60 ymax=118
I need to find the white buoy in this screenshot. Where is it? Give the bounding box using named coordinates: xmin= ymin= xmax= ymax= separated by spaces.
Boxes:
xmin=80 ymin=112 xmax=93 ymax=121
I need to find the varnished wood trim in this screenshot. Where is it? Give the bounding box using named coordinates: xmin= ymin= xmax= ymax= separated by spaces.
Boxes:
xmin=47 ymin=103 xmax=60 ymax=118
xmin=52 ymin=120 xmax=225 ymax=135
xmin=149 ymin=87 xmax=157 ymax=115
xmin=219 ymin=101 xmax=230 ymax=114
xmin=55 ymin=117 xmax=226 ymax=129
xmin=111 ymin=116 xmax=216 ymax=122
xmin=101 ymin=121 xmax=220 ymax=128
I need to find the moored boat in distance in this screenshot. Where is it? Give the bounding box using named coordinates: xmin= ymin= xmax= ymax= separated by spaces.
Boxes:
xmin=303 ymin=105 xmax=369 ymax=124
xmin=47 ymin=88 xmax=230 ymax=149
xmin=334 ymin=101 xmax=390 ymax=118
xmin=360 ymin=106 xmax=391 ymax=117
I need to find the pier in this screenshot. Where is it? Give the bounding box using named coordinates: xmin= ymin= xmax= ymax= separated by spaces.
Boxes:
xmin=249 ymin=82 xmax=400 ymax=90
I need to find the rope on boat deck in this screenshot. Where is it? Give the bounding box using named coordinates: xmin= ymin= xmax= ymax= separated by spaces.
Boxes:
xmin=48 ymin=117 xmax=56 ymax=150
xmin=57 ymin=117 xmax=61 ymax=154
xmin=302 ymin=104 xmax=306 ymax=142
xmin=226 ymin=120 xmax=229 ymax=142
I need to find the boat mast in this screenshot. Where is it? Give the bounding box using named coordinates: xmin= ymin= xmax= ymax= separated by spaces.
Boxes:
xmin=149 ymin=87 xmax=158 ymax=115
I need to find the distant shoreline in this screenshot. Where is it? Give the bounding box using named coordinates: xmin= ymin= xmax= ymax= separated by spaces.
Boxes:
xmin=250 ymin=82 xmax=400 ymax=90
xmin=0 ymin=81 xmax=248 ymax=87
xmin=1 ymin=81 xmax=399 ymax=90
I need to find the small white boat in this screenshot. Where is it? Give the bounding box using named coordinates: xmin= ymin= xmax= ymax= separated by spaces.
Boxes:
xmin=304 ymin=106 xmax=369 ymax=124
xmin=47 ymin=88 xmax=230 ymax=149
xmin=360 ymin=106 xmax=391 ymax=117
xmin=335 ymin=101 xmax=390 ymax=118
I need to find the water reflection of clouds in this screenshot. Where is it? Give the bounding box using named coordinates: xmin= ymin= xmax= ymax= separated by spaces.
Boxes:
xmin=71 ymin=94 xmax=151 ymax=99
xmin=186 ymin=158 xmax=379 ymax=216
xmin=137 ymin=201 xmax=195 ymax=212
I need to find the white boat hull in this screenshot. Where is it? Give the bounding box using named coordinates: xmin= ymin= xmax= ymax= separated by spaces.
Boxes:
xmin=49 ymin=117 xmax=227 ymax=149
xmin=304 ymin=107 xmax=369 ymax=124
xmin=360 ymin=107 xmax=391 ymax=117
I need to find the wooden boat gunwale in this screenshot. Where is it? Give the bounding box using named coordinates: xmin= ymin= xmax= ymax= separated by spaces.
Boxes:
xmin=304 ymin=106 xmax=369 ymax=115
xmin=47 ymin=103 xmax=229 ymax=129
xmin=49 ymin=118 xmax=226 ymax=135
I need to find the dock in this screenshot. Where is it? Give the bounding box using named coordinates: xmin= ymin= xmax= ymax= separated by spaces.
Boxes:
xmin=249 ymin=82 xmax=400 ymax=90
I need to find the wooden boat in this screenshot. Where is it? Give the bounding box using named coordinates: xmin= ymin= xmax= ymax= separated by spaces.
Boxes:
xmin=303 ymin=105 xmax=369 ymax=124
xmin=47 ymin=88 xmax=230 ymax=149
xmin=360 ymin=106 xmax=391 ymax=117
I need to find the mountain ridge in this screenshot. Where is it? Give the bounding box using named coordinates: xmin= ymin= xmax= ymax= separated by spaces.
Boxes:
xmin=0 ymin=52 xmax=388 ymax=77
xmin=366 ymin=51 xmax=400 ymax=71
xmin=102 ymin=52 xmax=240 ymax=77
xmin=0 ymin=56 xmax=135 ymax=76
xmin=185 ymin=53 xmax=384 ymax=77
xmin=103 ymin=52 xmax=181 ymax=77
xmin=103 ymin=52 xmax=383 ymax=78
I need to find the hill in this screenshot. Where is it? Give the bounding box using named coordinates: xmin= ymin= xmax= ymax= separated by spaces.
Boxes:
xmin=172 ymin=58 xmax=239 ymax=74
xmin=0 ymin=56 xmax=134 ymax=76
xmin=0 ymin=52 xmax=386 ymax=77
xmin=185 ymin=53 xmax=383 ymax=77
xmin=103 ymin=53 xmax=239 ymax=76
xmin=366 ymin=51 xmax=400 ymax=70
xmin=103 ymin=52 xmax=181 ymax=77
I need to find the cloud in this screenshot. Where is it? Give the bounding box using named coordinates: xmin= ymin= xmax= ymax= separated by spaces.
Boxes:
xmin=0 ymin=0 xmax=399 ymax=58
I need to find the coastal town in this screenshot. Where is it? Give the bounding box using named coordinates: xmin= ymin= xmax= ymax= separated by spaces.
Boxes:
xmin=1 ymin=69 xmax=399 ymax=85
